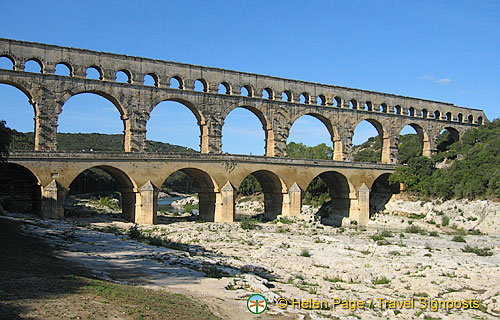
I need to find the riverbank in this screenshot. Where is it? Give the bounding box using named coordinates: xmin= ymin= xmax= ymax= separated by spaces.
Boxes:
xmin=2 ymin=205 xmax=499 ymax=319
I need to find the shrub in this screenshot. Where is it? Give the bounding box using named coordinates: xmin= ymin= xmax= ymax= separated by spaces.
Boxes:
xmin=462 ymin=245 xmax=493 ymax=256
xmin=372 ymin=276 xmax=390 ymax=285
xmin=405 ymin=225 xmax=427 ymax=235
xmin=240 ymin=217 xmax=258 ymax=230
xmin=451 ymin=235 xmax=466 ymax=243
xmin=128 ymin=224 xmax=142 ymax=239
xmin=441 ymin=215 xmax=450 ymax=226
xmin=300 ymin=249 xmax=311 ymax=257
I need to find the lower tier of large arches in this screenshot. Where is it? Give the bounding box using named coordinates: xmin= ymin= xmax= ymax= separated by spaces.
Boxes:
xmin=3 ymin=155 xmax=401 ymax=226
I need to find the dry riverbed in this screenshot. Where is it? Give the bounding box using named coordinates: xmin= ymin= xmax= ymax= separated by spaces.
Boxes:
xmin=2 ymin=201 xmax=500 ymax=319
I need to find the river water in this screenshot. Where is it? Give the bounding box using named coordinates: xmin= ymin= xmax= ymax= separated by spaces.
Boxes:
xmin=157 ymin=197 xmax=199 ymax=214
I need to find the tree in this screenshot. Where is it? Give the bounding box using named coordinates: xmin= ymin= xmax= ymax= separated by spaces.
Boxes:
xmin=0 ymin=120 xmax=13 ymax=162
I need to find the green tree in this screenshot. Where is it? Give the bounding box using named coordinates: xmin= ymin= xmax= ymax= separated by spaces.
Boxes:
xmin=0 ymin=120 xmax=13 ymax=162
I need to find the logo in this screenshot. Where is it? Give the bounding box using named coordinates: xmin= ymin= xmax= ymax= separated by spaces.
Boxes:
xmin=247 ymin=294 xmax=267 ymax=314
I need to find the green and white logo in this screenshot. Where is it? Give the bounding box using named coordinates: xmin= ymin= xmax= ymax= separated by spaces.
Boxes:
xmin=247 ymin=294 xmax=267 ymax=314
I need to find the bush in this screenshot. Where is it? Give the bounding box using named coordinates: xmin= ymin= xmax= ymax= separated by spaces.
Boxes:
xmin=372 ymin=276 xmax=390 ymax=285
xmin=441 ymin=215 xmax=450 ymax=226
xmin=128 ymin=225 xmax=142 ymax=239
xmin=300 ymin=249 xmax=311 ymax=257
xmin=405 ymin=225 xmax=427 ymax=235
xmin=451 ymin=235 xmax=466 ymax=243
xmin=240 ymin=217 xmax=258 ymax=230
xmin=462 ymin=245 xmax=493 ymax=256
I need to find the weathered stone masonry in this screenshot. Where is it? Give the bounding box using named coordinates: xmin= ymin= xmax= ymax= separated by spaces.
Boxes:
xmin=0 ymin=38 xmax=487 ymax=226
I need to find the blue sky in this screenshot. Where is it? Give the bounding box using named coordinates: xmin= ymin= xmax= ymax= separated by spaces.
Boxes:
xmin=0 ymin=0 xmax=498 ymax=154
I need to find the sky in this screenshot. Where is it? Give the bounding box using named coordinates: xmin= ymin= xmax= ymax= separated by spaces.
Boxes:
xmin=0 ymin=0 xmax=499 ymax=155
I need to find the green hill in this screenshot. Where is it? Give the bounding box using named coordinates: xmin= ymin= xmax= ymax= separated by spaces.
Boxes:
xmin=10 ymin=131 xmax=196 ymax=153
xmin=389 ymin=119 xmax=500 ymax=200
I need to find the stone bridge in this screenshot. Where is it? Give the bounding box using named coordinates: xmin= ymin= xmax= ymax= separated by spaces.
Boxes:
xmin=7 ymin=152 xmax=396 ymax=226
xmin=0 ymin=38 xmax=487 ymax=226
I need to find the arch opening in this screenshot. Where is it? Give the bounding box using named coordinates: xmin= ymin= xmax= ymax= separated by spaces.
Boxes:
xmin=55 ymin=63 xmax=72 ymax=76
xmin=421 ymin=109 xmax=428 ymax=118
xmin=169 ymin=76 xmax=183 ymax=89
xmin=0 ymin=163 xmax=41 ymax=214
xmin=65 ymin=166 xmax=136 ymax=222
xmin=300 ymin=93 xmax=309 ymax=104
xmin=365 ymin=101 xmax=373 ymax=111
xmin=457 ymin=113 xmax=463 ymax=123
xmin=302 ymin=171 xmax=351 ymax=227
xmin=352 ymin=119 xmax=384 ymax=162
xmin=218 ymin=82 xmax=231 ymax=94
xmin=157 ymin=168 xmax=217 ymax=222
xmin=467 ymin=115 xmax=474 ymax=124
xmin=317 ymin=95 xmax=326 ymax=106
xmin=86 ymin=67 xmax=102 ymax=80
xmin=194 ymin=79 xmax=207 ymax=92
xmin=0 ymin=56 xmax=15 ymax=70
xmin=287 ymin=114 xmax=335 ymax=160
xmin=398 ymin=124 xmax=425 ymax=163
xmin=241 ymin=85 xmax=252 ymax=97
xmin=58 ymin=92 xmax=126 ymax=151
xmin=0 ymin=83 xmax=37 ymax=150
xmin=394 ymin=105 xmax=402 ymax=115
xmin=24 ymin=59 xmax=43 ymax=73
xmin=148 ymin=100 xmax=204 ymax=152
xmin=349 ymin=99 xmax=357 ymax=109
xmin=446 ymin=112 xmax=452 ymax=121
xmin=379 ymin=103 xmax=387 ymax=113
xmin=115 ymin=70 xmax=131 ymax=83
xmin=477 ymin=116 xmax=483 ymax=125
xmin=262 ymin=88 xmax=272 ymax=99
xmin=437 ymin=127 xmax=459 ymax=153
xmin=222 ymin=107 xmax=269 ymax=156
xmin=144 ymin=73 xmax=158 ymax=87
xmin=282 ymin=91 xmax=292 ymax=102
xmin=434 ymin=110 xmax=441 ymax=120
xmin=408 ymin=107 xmax=415 ymax=117
xmin=333 ymin=97 xmax=341 ymax=107
xmin=237 ymin=170 xmax=283 ymax=221
xmin=370 ymin=173 xmax=400 ymax=215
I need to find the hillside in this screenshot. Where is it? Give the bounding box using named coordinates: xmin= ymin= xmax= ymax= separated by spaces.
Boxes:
xmin=10 ymin=131 xmax=197 ymax=153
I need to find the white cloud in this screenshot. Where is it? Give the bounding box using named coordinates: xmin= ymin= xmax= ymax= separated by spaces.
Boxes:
xmin=419 ymin=75 xmax=451 ymax=85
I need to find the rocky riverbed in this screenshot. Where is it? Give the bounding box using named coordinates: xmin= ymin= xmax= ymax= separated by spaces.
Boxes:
xmin=2 ymin=196 xmax=499 ymax=319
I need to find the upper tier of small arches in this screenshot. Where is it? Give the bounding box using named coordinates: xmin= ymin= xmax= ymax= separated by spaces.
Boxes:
xmin=0 ymin=40 xmax=484 ymax=125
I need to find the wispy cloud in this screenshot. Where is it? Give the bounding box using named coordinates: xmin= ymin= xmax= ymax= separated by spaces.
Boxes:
xmin=419 ymin=75 xmax=451 ymax=85
xmin=436 ymin=78 xmax=451 ymax=84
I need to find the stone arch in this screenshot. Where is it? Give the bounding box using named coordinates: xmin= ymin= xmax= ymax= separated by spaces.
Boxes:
xmin=0 ymin=163 xmax=42 ymax=214
xmin=369 ymin=173 xmax=400 ymax=215
xmin=398 ymin=122 xmax=430 ymax=160
xmin=445 ymin=112 xmax=452 ymax=121
xmin=300 ymin=92 xmax=310 ymax=104
xmin=288 ymin=112 xmax=341 ymax=160
xmin=222 ymin=105 xmax=274 ymax=156
xmin=353 ymin=117 xmax=388 ymax=162
xmin=0 ymin=80 xmax=40 ymax=149
xmin=303 ymin=170 xmax=352 ymax=226
xmin=261 ymin=87 xmax=274 ymax=99
xmin=57 ymin=88 xmax=130 ymax=151
xmin=194 ymin=78 xmax=209 ymax=92
xmin=421 ymin=108 xmax=428 ymax=118
xmin=317 ymin=94 xmax=326 ymax=106
xmin=55 ymin=62 xmax=73 ymax=76
xmin=24 ymin=57 xmax=44 ymax=73
xmin=0 ymin=54 xmax=16 ymax=70
xmin=149 ymin=96 xmax=208 ymax=152
xmin=379 ymin=103 xmax=388 ymax=113
xmin=219 ymin=81 xmax=232 ymax=94
xmin=159 ymin=168 xmax=219 ymax=222
xmin=457 ymin=113 xmax=463 ymax=123
xmin=349 ymin=99 xmax=358 ymax=109
xmin=66 ymin=165 xmax=137 ymax=221
xmin=365 ymin=101 xmax=373 ymax=111
xmin=408 ymin=107 xmax=415 ymax=116
xmin=115 ymin=69 xmax=132 ymax=83
xmin=241 ymin=84 xmax=254 ymax=97
xmin=333 ymin=96 xmax=341 ymax=107
xmin=282 ymin=90 xmax=292 ymax=102
xmin=437 ymin=126 xmax=460 ymax=152
xmin=169 ymin=75 xmax=184 ymax=89
xmin=86 ymin=66 xmax=103 ymax=80
xmin=236 ymin=170 xmax=285 ymax=220
xmin=394 ymin=105 xmax=402 ymax=114
xmin=144 ymin=73 xmax=159 ymax=87
xmin=467 ymin=114 xmax=474 ymax=124
xmin=477 ymin=116 xmax=483 ymax=125
xmin=434 ymin=110 xmax=441 ymax=120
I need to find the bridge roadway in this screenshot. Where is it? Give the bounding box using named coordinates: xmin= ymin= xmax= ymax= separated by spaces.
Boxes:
xmin=7 ymin=152 xmax=398 ymax=226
